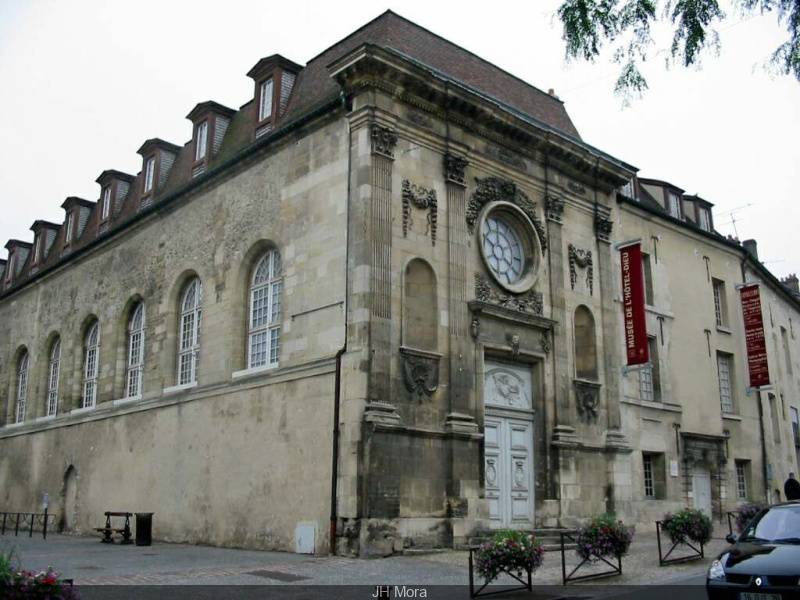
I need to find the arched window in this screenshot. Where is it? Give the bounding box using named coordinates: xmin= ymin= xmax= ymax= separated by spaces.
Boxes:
xmin=126 ymin=303 xmax=146 ymax=398
xmin=16 ymin=351 xmax=29 ymax=423
xmin=248 ymin=250 xmax=282 ymax=369
xmin=81 ymin=321 xmax=100 ymax=408
xmin=178 ymin=278 xmax=203 ymax=385
xmin=47 ymin=338 xmax=61 ymax=416
xmin=574 ymin=306 xmax=598 ymax=380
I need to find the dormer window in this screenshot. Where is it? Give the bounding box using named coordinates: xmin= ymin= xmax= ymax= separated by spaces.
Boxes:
xmin=699 ymin=208 xmax=711 ymax=232
xmin=195 ymin=121 xmax=208 ymax=161
xmin=32 ymin=234 xmax=40 ymax=264
xmin=65 ymin=213 xmax=74 ymax=243
xmin=4 ymin=252 xmax=12 ymax=283
xmin=259 ymin=78 xmax=274 ymax=122
xmin=144 ymin=157 xmax=155 ymax=193
xmin=101 ymin=187 xmax=112 ymax=220
xmin=668 ymin=193 xmax=682 ymax=219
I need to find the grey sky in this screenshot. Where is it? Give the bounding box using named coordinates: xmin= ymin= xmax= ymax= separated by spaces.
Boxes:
xmin=1 ymin=0 xmax=797 ymax=278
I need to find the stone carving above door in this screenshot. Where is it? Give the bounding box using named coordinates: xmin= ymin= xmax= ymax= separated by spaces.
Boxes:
xmin=475 ymin=273 xmax=543 ymax=316
xmin=484 ymin=366 xmax=531 ymax=409
xmin=467 ymin=177 xmax=547 ymax=253
xmin=401 ymin=180 xmax=437 ymax=246
xmin=568 ymin=244 xmax=594 ymax=295
xmin=400 ymin=347 xmax=441 ymax=400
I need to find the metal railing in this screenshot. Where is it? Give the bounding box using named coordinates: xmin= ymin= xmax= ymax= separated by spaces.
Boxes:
xmin=655 ymin=521 xmax=704 ymax=566
xmin=1 ymin=510 xmax=56 ymax=539
xmin=560 ymin=531 xmax=622 ymax=585
xmin=468 ymin=546 xmax=533 ymax=598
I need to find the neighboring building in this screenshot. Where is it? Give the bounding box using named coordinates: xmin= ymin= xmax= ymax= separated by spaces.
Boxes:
xmin=617 ymin=177 xmax=800 ymax=520
xmin=1 ymin=11 xmax=797 ymax=556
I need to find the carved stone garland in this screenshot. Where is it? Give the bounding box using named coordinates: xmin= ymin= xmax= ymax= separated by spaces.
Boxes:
xmin=400 ymin=348 xmax=440 ymax=400
xmin=401 ymin=180 xmax=438 ymax=245
xmin=568 ymin=244 xmax=594 ymax=295
xmin=574 ymin=380 xmax=602 ymax=423
xmin=467 ymin=177 xmax=547 ymax=253
xmin=475 ymin=273 xmax=543 ymax=315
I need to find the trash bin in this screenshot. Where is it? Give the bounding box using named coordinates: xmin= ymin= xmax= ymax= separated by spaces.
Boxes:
xmin=135 ymin=512 xmax=154 ymax=546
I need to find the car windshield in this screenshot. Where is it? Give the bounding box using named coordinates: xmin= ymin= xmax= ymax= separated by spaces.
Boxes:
xmin=741 ymin=505 xmax=800 ymax=543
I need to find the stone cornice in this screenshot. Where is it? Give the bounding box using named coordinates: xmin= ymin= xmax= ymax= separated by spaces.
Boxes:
xmin=328 ymin=43 xmax=636 ymax=193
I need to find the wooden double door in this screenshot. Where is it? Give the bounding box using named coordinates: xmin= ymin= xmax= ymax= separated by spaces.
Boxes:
xmin=484 ymin=360 xmax=535 ymax=529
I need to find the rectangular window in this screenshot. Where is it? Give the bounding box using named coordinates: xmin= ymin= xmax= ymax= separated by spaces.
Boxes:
xmin=639 ymin=337 xmax=660 ymax=402
xmin=65 ymin=213 xmax=74 ymax=243
xmin=713 ymin=279 xmax=728 ymax=327
xmin=642 ymin=252 xmax=654 ymax=306
xmin=144 ymin=157 xmax=155 ymax=193
xmin=195 ymin=121 xmax=208 ymax=161
xmin=642 ymin=453 xmax=666 ymax=499
xmin=643 ymin=454 xmax=654 ymax=497
xmin=735 ymin=461 xmax=749 ymax=499
xmin=699 ymin=208 xmax=711 ymax=231
xmin=668 ymin=193 xmax=682 ymax=218
xmin=791 ymin=407 xmax=799 ymax=446
xmin=259 ymin=78 xmax=274 ymax=121
xmin=32 ymin=234 xmax=40 ymax=264
xmin=717 ymin=352 xmax=734 ymax=413
xmin=101 ymin=187 xmax=111 ymax=220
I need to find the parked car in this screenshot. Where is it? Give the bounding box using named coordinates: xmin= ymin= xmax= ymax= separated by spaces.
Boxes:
xmin=707 ymin=501 xmax=800 ymax=600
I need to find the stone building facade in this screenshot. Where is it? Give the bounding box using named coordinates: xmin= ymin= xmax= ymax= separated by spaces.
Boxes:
xmin=1 ymin=11 xmax=798 ymax=556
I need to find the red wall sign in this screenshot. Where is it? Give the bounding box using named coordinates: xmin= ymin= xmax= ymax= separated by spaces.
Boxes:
xmin=740 ymin=284 xmax=770 ymax=388
xmin=619 ymin=243 xmax=649 ymax=366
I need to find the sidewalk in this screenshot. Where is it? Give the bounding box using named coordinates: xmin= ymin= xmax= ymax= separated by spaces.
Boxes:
xmin=1 ymin=530 xmax=726 ymax=587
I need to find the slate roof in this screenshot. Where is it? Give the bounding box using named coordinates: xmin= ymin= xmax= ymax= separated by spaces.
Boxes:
xmin=1 ymin=10 xmax=583 ymax=296
xmin=284 ymin=11 xmax=581 ymax=138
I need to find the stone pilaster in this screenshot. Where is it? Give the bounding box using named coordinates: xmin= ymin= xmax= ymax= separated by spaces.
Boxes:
xmin=444 ymin=154 xmax=477 ymax=433
xmin=365 ymin=124 xmax=398 ymax=416
xmin=594 ymin=211 xmax=628 ymax=449
xmin=545 ymin=194 xmax=576 ymax=444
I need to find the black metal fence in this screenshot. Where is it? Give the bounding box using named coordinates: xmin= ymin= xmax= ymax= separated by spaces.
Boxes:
xmin=560 ymin=531 xmax=622 ymax=585
xmin=468 ymin=546 xmax=533 ymax=598
xmin=655 ymin=521 xmax=704 ymax=566
xmin=1 ymin=510 xmax=56 ymax=539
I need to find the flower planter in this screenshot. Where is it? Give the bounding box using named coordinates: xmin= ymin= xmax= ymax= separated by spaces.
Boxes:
xmin=561 ymin=515 xmax=634 ymax=585
xmin=469 ymin=531 xmax=544 ymax=598
xmin=657 ymin=508 xmax=713 ymax=566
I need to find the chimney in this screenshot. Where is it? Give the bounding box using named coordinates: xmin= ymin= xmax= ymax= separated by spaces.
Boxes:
xmin=782 ymin=274 xmax=799 ymax=294
xmin=742 ymin=239 xmax=759 ymax=261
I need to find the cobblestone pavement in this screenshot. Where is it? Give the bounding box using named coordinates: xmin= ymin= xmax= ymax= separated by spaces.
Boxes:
xmin=1 ymin=530 xmax=728 ymax=589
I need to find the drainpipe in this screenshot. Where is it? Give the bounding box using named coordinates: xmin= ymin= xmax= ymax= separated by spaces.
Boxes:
xmin=741 ymin=256 xmax=770 ymax=503
xmin=330 ymin=92 xmax=351 ymax=555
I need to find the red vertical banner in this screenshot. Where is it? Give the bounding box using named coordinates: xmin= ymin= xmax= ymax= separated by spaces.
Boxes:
xmin=740 ymin=284 xmax=770 ymax=388
xmin=619 ymin=243 xmax=649 ymax=366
